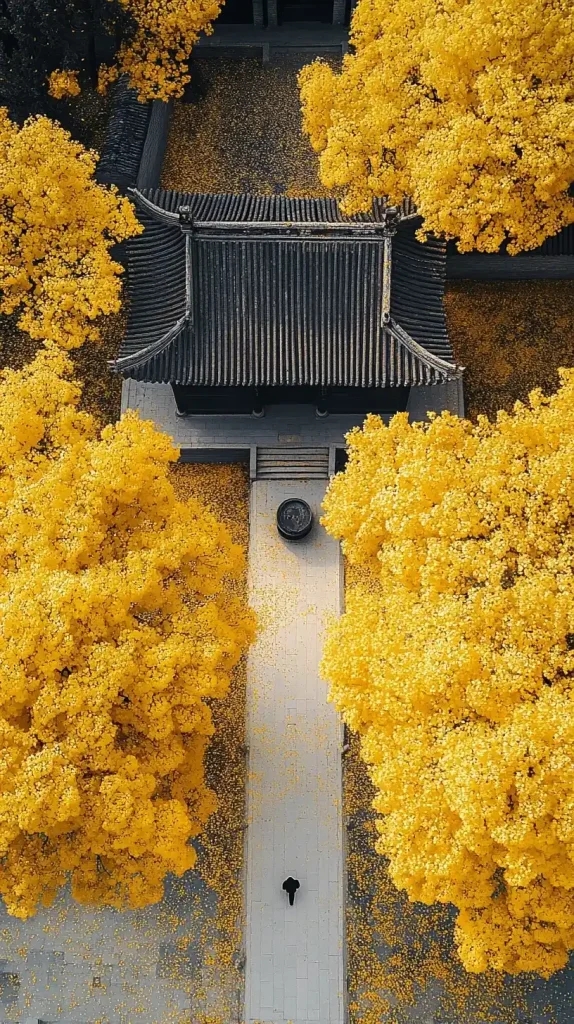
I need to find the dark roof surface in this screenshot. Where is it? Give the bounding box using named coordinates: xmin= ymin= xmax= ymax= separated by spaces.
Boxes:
xmin=115 ymin=189 xmax=461 ymax=387
xmin=390 ymin=226 xmax=454 ymax=367
xmin=96 ymin=78 xmax=150 ymax=189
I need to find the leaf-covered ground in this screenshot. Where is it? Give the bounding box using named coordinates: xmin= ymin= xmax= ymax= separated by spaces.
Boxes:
xmin=343 ymin=564 xmax=574 ymax=1024
xmin=0 ymin=305 xmax=125 ymax=428
xmin=344 ymin=279 xmax=574 ymax=1020
xmin=445 ymin=279 xmax=574 ymax=421
xmin=162 ymin=51 xmax=339 ymax=196
xmin=0 ymin=250 xmax=250 ymax=1024
xmin=2 ymin=52 xmax=573 ymax=1022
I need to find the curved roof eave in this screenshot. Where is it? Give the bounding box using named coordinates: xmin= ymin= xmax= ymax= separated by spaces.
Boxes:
xmin=388 ymin=318 xmax=463 ymax=380
xmin=129 ymin=188 xmax=181 ymax=227
xmin=110 ymin=315 xmax=188 ymax=373
xmin=132 ymin=187 xmax=418 ymax=227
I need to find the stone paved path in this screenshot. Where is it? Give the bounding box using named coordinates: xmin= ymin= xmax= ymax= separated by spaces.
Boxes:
xmin=0 ymin=873 xmax=239 ymax=1023
xmin=121 ymin=380 xmax=463 ymax=454
xmin=244 ymin=480 xmax=345 ymax=1024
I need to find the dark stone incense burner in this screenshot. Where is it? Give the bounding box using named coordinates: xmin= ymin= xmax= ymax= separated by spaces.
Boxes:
xmin=276 ymin=498 xmax=313 ymax=540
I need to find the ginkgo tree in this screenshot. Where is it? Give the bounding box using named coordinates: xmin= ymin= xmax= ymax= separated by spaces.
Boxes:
xmin=98 ymin=0 xmax=223 ymax=102
xmin=0 ymin=108 xmax=141 ymax=349
xmin=299 ymin=0 xmax=574 ymax=253
xmin=0 ymin=348 xmax=255 ymax=919
xmin=322 ymin=372 xmax=574 ymax=976
xmin=0 ymin=0 xmax=221 ymax=112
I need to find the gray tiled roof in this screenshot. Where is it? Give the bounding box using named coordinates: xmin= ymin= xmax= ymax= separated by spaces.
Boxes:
xmin=96 ymin=78 xmax=151 ymax=189
xmin=114 ymin=189 xmax=461 ymax=387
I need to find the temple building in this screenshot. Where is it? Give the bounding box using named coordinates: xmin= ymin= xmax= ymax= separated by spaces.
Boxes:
xmin=113 ymin=189 xmax=462 ymax=417
xmin=212 ymin=0 xmax=351 ymax=29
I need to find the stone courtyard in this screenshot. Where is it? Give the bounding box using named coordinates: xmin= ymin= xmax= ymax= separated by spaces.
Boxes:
xmin=1 ymin=32 xmax=573 ymax=1024
xmin=0 ymin=879 xmax=236 ymax=1023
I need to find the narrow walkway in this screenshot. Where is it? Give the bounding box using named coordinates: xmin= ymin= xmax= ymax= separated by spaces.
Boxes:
xmin=245 ymin=480 xmax=345 ymax=1024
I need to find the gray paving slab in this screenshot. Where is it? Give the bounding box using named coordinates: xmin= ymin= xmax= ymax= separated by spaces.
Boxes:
xmin=406 ymin=377 xmax=465 ymax=421
xmin=121 ymin=381 xmax=372 ymax=451
xmin=121 ymin=379 xmax=463 ymax=459
xmin=244 ymin=481 xmax=345 ymax=1024
xmin=0 ymin=873 xmax=236 ymax=1024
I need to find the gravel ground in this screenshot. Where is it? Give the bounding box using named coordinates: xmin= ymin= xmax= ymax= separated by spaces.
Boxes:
xmin=445 ymin=279 xmax=574 ymax=420
xmin=162 ymin=51 xmax=339 ymax=196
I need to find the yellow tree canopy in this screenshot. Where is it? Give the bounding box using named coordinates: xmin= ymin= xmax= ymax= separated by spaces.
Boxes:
xmin=0 ymin=349 xmax=255 ymax=919
xmin=299 ymin=0 xmax=574 ymax=254
xmin=47 ymin=70 xmax=82 ymax=100
xmin=0 ymin=109 xmax=141 ymax=349
xmin=322 ymin=372 xmax=574 ymax=976
xmin=98 ymin=0 xmax=223 ymax=102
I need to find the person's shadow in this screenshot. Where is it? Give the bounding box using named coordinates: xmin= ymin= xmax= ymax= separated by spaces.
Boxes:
xmin=282 ymin=877 xmax=300 ymax=906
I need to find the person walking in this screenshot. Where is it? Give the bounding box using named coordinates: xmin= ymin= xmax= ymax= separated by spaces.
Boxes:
xmin=282 ymin=877 xmax=300 ymax=906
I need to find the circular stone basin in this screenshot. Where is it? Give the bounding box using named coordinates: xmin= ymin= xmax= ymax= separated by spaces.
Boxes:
xmin=277 ymin=498 xmax=314 ymax=540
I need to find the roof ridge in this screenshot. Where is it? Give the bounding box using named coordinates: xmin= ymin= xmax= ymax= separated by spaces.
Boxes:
xmin=130 ymin=187 xmax=395 ymax=225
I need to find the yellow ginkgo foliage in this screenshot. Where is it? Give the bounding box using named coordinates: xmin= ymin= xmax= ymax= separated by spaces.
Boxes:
xmin=0 ymin=109 xmax=142 ymax=349
xmin=47 ymin=69 xmax=82 ymax=99
xmin=322 ymin=371 xmax=574 ymax=976
xmin=99 ymin=0 xmax=222 ymax=102
xmin=299 ymin=0 xmax=574 ymax=253
xmin=0 ymin=349 xmax=255 ymax=919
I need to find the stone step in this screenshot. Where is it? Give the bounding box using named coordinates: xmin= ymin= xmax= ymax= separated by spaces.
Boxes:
xmin=256 ymin=446 xmax=330 ymax=479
